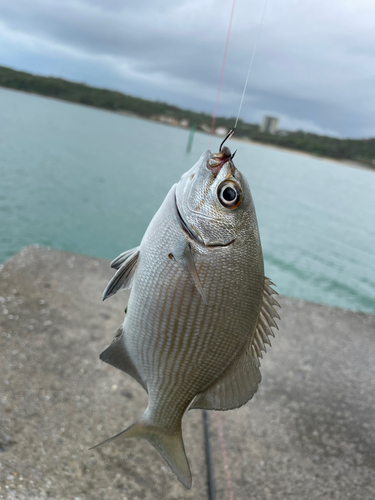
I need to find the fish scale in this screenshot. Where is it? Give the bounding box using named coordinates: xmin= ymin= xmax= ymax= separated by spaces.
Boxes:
xmin=127 ymin=184 xmax=259 ymax=424
xmin=94 ymin=148 xmax=279 ymax=489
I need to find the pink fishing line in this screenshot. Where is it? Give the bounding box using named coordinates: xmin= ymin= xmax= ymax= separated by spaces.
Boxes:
xmin=209 ymin=3 xmax=237 ymax=497
xmin=215 ymin=411 xmax=234 ymax=500
xmin=209 ymin=0 xmax=236 ymax=149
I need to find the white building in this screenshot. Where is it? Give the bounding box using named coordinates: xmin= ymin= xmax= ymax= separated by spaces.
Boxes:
xmin=260 ymin=116 xmax=279 ymax=134
xmin=215 ymin=126 xmax=228 ymax=137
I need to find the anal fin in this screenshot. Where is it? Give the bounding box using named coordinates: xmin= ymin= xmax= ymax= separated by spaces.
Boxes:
xmin=100 ymin=328 xmax=146 ymax=391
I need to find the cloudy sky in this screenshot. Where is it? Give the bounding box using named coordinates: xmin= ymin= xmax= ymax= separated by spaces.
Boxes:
xmin=0 ymin=0 xmax=374 ymax=137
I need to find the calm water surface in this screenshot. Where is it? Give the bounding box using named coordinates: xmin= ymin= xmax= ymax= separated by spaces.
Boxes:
xmin=0 ymin=87 xmax=374 ymax=313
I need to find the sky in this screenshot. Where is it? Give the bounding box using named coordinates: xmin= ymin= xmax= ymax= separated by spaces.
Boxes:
xmin=0 ymin=0 xmax=375 ymax=138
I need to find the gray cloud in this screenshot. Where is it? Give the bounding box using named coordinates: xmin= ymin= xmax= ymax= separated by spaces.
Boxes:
xmin=0 ymin=0 xmax=374 ymax=137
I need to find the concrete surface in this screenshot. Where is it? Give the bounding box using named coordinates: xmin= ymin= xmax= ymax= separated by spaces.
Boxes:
xmin=0 ymin=246 xmax=374 ymax=499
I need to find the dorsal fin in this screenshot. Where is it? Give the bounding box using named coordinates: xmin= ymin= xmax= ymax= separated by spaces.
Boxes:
xmin=103 ymin=248 xmax=140 ymax=300
xmin=251 ymin=277 xmax=280 ymax=362
xmin=190 ymin=277 xmax=279 ymax=411
xmin=190 ymin=347 xmax=261 ymax=411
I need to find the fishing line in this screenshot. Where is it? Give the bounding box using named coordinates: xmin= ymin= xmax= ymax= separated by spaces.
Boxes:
xmin=216 ymin=412 xmax=234 ymax=500
xmin=203 ymin=410 xmax=216 ymax=500
xmin=209 ymin=0 xmax=236 ymax=148
xmin=203 ymin=2 xmax=269 ymax=498
xmin=209 ymin=0 xmax=268 ymax=150
xmin=234 ymin=0 xmax=268 ymax=128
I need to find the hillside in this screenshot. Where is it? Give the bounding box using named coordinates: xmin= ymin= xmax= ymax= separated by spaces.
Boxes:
xmin=1 ymin=64 xmax=374 ymax=166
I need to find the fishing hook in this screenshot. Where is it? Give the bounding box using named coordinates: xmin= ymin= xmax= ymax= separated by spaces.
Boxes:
xmin=219 ymin=128 xmax=235 ymax=151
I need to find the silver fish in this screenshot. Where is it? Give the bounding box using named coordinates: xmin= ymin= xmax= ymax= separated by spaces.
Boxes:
xmin=93 ymin=145 xmax=280 ymax=488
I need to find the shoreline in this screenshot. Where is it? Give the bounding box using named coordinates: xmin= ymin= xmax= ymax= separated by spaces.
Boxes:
xmin=233 ymin=135 xmax=374 ymax=171
xmin=1 ymin=85 xmax=373 ymax=172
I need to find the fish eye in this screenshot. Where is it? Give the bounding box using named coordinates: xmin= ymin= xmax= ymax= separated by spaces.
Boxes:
xmin=217 ymin=181 xmax=241 ymax=209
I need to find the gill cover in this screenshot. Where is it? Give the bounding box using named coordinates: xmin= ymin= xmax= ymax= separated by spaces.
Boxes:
xmin=175 ymin=148 xmax=253 ymax=247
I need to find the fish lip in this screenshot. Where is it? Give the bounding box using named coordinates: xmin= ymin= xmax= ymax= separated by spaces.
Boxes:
xmin=174 ymin=191 xmax=235 ymax=248
xmin=205 ymin=238 xmax=236 ymax=248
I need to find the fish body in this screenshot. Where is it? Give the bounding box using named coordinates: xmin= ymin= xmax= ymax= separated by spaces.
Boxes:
xmin=95 ymin=147 xmax=279 ymax=488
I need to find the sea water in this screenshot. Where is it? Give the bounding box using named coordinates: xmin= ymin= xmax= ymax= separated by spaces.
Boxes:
xmin=0 ymin=87 xmax=374 ymax=314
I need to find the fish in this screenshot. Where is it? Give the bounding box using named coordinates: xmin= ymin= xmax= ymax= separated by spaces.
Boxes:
xmin=92 ymin=143 xmax=280 ymax=489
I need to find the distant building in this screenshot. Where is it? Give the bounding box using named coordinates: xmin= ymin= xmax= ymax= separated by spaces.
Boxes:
xmin=156 ymin=115 xmax=179 ymax=126
xmin=260 ymin=116 xmax=279 ymax=134
xmin=199 ymin=123 xmax=211 ymax=133
xmin=179 ymin=119 xmax=189 ymax=128
xmin=215 ymin=126 xmax=228 ymax=137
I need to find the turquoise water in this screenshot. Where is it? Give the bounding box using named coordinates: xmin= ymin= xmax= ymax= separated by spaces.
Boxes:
xmin=0 ymin=87 xmax=374 ymax=314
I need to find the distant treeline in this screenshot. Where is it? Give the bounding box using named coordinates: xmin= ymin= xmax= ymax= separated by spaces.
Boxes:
xmin=1 ymin=64 xmax=374 ymax=166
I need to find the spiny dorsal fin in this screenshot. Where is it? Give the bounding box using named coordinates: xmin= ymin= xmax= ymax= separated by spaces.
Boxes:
xmin=190 ymin=277 xmax=279 ymax=411
xmin=111 ymin=246 xmax=140 ymax=270
xmin=103 ymin=248 xmax=140 ymax=300
xmin=251 ymin=277 xmax=280 ymax=362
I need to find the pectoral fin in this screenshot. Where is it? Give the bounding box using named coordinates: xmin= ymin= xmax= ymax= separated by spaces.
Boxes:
xmin=184 ymin=243 xmax=207 ymax=305
xmin=170 ymin=241 xmax=208 ymax=304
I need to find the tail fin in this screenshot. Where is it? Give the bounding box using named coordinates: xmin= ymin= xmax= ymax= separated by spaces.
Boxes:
xmin=90 ymin=418 xmax=192 ymax=489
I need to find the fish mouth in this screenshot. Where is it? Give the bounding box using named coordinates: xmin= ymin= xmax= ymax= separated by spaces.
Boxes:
xmin=174 ymin=192 xmax=235 ymax=248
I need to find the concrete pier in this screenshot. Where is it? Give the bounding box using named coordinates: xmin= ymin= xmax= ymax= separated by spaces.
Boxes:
xmin=0 ymin=246 xmax=374 ymax=499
